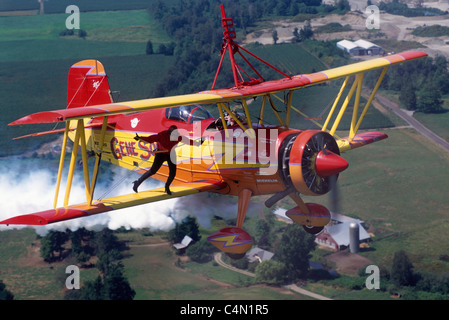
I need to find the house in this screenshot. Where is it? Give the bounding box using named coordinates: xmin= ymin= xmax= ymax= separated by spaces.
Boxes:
xmin=173 ymin=235 xmax=194 ymax=251
xmin=245 ymin=247 xmax=274 ymax=263
xmin=272 ymin=207 xmax=292 ymax=223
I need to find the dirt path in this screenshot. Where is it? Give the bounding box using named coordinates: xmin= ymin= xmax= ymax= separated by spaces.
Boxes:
xmin=213 ymin=252 xmax=333 ymax=300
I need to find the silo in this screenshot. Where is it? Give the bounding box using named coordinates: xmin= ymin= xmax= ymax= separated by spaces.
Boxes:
xmin=349 ymin=222 xmax=359 ymax=253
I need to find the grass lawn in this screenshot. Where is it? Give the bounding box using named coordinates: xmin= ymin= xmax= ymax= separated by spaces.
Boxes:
xmin=120 ymin=238 xmax=310 ymax=300
xmin=414 ymin=108 xmax=449 ymax=143
xmin=0 ymin=228 xmax=98 ymax=299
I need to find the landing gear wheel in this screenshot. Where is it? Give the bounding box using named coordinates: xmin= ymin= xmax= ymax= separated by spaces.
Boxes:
xmin=303 ymin=225 xmax=324 ymax=235
xmin=226 ymin=252 xmax=246 ymax=260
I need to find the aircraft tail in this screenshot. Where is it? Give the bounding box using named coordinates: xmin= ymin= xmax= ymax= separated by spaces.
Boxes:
xmin=67 ymin=59 xmax=113 ymax=108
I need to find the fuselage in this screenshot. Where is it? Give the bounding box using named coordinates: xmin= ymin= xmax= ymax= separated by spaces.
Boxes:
xmin=74 ymin=105 xmax=302 ymax=197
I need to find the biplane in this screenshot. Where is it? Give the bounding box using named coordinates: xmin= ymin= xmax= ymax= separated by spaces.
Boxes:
xmin=1 ymin=5 xmax=427 ymax=258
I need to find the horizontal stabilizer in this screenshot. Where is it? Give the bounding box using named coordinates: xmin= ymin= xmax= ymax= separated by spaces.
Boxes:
xmin=0 ymin=180 xmax=226 ymax=226
xmin=337 ymin=131 xmax=388 ymax=152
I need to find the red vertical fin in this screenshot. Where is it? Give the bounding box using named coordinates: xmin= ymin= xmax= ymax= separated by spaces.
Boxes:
xmin=67 ymin=59 xmax=113 ymax=108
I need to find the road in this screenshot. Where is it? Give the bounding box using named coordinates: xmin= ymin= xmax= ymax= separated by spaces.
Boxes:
xmin=213 ymin=253 xmax=332 ymax=300
xmin=376 ymin=94 xmax=449 ymax=153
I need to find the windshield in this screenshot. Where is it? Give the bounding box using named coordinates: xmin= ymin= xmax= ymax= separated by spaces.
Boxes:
xmin=166 ymin=105 xmax=213 ymax=124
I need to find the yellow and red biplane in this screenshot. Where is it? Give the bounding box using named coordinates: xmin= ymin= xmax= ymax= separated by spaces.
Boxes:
xmin=1 ymin=6 xmax=427 ymax=258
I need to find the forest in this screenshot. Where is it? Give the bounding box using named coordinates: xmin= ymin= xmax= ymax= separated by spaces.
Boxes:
xmin=378 ymin=0 xmax=447 ymax=17
xmin=365 ymin=55 xmax=449 ymax=113
xmin=147 ymin=0 xmax=351 ymax=97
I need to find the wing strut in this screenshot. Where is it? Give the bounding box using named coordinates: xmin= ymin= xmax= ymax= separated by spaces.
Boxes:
xmin=321 ymin=66 xmax=388 ymax=141
xmin=89 ymin=116 xmax=109 ymax=205
xmin=53 ymin=116 xmax=109 ymax=209
xmin=54 ymin=121 xmax=71 ymax=209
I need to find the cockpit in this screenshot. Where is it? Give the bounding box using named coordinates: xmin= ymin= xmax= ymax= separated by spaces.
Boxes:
xmin=165 ymin=105 xmax=213 ymax=124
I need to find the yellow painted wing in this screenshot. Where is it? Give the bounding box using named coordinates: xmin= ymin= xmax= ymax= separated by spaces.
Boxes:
xmin=10 ymin=51 xmax=427 ymax=126
xmin=0 ymin=180 xmax=226 ymax=226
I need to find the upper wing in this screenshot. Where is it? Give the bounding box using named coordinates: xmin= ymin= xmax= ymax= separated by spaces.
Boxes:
xmin=10 ymin=51 xmax=427 ymax=126
xmin=0 ymin=180 xmax=226 ymax=226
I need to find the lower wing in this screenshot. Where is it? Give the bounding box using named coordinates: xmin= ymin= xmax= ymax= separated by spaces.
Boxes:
xmin=337 ymin=132 xmax=388 ymax=153
xmin=0 ymin=180 xmax=226 ymax=226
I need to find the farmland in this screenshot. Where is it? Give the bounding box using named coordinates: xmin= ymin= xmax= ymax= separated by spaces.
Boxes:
xmin=1 ymin=2 xmax=449 ymax=301
xmin=0 ymin=9 xmax=174 ymax=155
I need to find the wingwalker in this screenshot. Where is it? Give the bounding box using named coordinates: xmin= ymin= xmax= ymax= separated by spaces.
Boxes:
xmin=2 ymin=5 xmax=427 ymax=259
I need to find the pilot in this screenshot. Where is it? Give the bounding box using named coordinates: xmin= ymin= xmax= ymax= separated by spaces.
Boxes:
xmin=225 ymin=113 xmax=237 ymax=126
xmin=210 ymin=111 xmax=240 ymax=130
xmin=133 ymin=125 xmax=199 ymax=195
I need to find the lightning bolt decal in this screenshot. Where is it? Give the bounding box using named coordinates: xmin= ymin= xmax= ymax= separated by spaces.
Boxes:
xmin=208 ymin=234 xmax=252 ymax=248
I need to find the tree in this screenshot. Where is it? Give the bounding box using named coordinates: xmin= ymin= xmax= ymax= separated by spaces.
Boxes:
xmin=0 ymin=281 xmax=14 ymax=300
xmin=169 ymin=216 xmax=201 ymax=243
xmin=391 ymin=250 xmax=415 ymax=287
xmin=186 ymin=239 xmax=214 ymax=263
xmin=103 ymin=263 xmax=136 ymax=300
xmin=274 ymin=224 xmax=316 ymax=281
xmin=292 ymin=27 xmax=301 ymax=42
xmin=78 ymin=29 xmax=87 ymax=39
xmin=300 ymin=20 xmax=313 ymax=40
xmin=254 ymin=220 xmax=270 ymax=241
xmin=399 ymin=82 xmax=417 ymax=111
xmin=157 ymin=43 xmax=167 ymax=55
xmin=69 ymin=228 xmax=95 ymax=265
xmin=272 ymin=30 xmax=278 ymax=45
xmin=255 ymin=260 xmax=287 ymax=285
xmin=417 ymin=83 xmax=443 ymax=113
xmin=146 ymin=40 xmax=154 ymax=55
xmin=165 ymin=42 xmax=176 ymax=56
xmin=336 ymin=0 xmax=351 ymax=12
xmin=40 ymin=231 xmax=68 ymax=262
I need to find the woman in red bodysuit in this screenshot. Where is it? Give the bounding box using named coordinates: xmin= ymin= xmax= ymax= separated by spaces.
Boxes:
xmin=133 ymin=125 xmax=198 ymax=195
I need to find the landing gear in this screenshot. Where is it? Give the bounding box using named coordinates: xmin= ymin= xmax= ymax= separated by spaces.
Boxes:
xmin=302 ymin=225 xmax=324 ymax=235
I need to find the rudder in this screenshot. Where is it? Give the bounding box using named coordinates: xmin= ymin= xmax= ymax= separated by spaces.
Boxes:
xmin=67 ymin=59 xmax=113 ymax=108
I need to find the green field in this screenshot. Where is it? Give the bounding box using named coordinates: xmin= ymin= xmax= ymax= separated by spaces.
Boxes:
xmin=0 ymin=9 xmax=174 ymax=155
xmin=324 ymin=129 xmax=449 ymax=272
xmin=0 ymin=228 xmax=309 ymax=300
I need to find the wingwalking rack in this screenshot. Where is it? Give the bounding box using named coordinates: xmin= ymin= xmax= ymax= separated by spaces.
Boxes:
xmin=212 ymin=4 xmax=290 ymax=90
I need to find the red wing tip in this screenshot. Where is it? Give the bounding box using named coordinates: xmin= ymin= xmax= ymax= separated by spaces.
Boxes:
xmin=0 ymin=214 xmax=49 ymax=226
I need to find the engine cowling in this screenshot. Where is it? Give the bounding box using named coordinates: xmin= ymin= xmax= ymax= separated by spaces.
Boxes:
xmin=279 ymin=130 xmax=348 ymax=196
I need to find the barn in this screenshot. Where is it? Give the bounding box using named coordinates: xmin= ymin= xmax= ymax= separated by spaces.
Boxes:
xmin=337 ymin=39 xmax=364 ymax=55
xmin=315 ymin=218 xmax=371 ymax=251
xmin=354 ymin=39 xmax=383 ymax=55
xmin=337 ymin=39 xmax=383 ymax=56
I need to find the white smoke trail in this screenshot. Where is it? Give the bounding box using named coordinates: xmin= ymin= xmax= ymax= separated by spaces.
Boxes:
xmin=0 ymin=158 xmax=261 ymax=236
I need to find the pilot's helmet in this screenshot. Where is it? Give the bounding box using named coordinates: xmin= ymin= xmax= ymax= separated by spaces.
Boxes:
xmin=168 ymin=125 xmax=178 ymax=133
